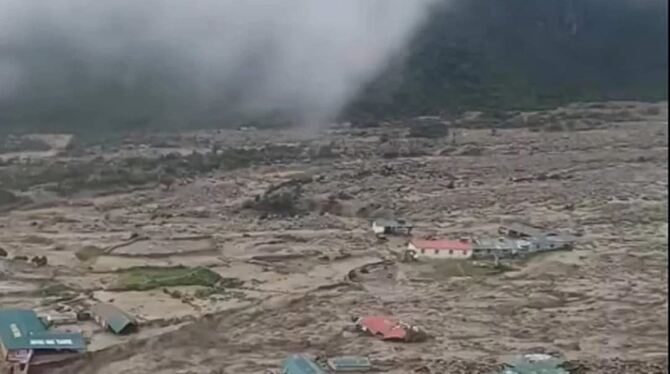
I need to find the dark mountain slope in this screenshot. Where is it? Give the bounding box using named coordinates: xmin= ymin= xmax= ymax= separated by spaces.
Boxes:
xmin=346 ymin=0 xmax=668 ymax=119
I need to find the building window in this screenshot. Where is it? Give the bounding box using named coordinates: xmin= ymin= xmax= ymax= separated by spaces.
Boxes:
xmin=434 ymin=249 xmax=439 ymax=255
xmin=449 ymin=250 xmax=453 ymax=255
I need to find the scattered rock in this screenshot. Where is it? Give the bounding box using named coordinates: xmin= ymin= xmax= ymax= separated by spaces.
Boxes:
xmin=0 ymin=247 xmax=7 ymax=257
xmin=30 ymin=256 xmax=48 ymax=267
xmin=75 ymin=245 xmax=105 ymax=262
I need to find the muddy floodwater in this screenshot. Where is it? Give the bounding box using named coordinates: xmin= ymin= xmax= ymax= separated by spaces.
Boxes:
xmin=0 ymin=101 xmax=667 ymax=373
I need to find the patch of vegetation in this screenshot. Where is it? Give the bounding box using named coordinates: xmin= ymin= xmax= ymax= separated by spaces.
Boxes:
xmin=345 ymin=0 xmax=667 ymax=120
xmin=243 ymin=190 xmax=301 ymax=216
xmin=193 ymin=279 xmax=245 ymax=299
xmin=111 ymin=266 xmax=223 ymax=291
xmin=242 ymin=177 xmax=313 ymax=216
xmin=0 ymin=143 xmax=315 ymax=195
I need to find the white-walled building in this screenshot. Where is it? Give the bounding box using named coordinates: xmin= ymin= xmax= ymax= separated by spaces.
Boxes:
xmin=406 ymin=239 xmax=473 ymax=260
xmin=371 ymin=219 xmax=413 ymax=236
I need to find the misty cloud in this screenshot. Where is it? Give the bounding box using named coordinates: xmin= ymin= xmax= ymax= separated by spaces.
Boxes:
xmin=0 ymin=0 xmax=438 ymax=130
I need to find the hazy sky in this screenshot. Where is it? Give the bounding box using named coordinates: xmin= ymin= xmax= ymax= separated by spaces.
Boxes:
xmin=0 ymin=0 xmax=438 ymax=128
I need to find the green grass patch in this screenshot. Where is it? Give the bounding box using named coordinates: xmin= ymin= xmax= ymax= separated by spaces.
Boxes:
xmin=111 ymin=266 xmax=222 ymax=291
xmin=193 ymin=281 xmax=246 ymax=299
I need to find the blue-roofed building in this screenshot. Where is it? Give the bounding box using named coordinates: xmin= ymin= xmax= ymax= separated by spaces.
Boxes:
xmin=281 ymin=354 xmax=326 ymax=374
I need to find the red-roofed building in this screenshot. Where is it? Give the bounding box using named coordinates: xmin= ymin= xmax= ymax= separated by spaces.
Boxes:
xmin=407 ymin=239 xmax=473 ymax=259
xmin=356 ymin=316 xmax=408 ymax=341
xmin=354 ymin=316 xmax=427 ymax=342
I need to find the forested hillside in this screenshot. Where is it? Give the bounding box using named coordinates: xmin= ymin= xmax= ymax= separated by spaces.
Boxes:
xmin=346 ymin=0 xmax=668 ymax=119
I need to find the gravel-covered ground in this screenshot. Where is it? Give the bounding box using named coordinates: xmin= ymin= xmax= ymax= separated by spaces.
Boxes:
xmin=0 ymin=101 xmax=666 ymax=374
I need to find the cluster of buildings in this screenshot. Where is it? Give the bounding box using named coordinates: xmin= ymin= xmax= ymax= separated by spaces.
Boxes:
xmin=273 ymin=315 xmax=428 ymax=373
xmin=279 ymin=354 xmax=372 ymax=374
xmin=273 ymin=315 xmax=570 ymax=374
xmin=276 ymin=341 xmax=568 ymax=374
xmin=277 ymin=352 xmax=569 ymax=374
xmin=372 ymin=219 xmax=576 ymax=262
xmin=0 ymin=304 xmax=137 ymax=373
xmin=273 ymin=300 xmax=570 ymax=373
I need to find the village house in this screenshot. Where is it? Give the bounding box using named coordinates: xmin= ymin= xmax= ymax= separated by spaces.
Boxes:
xmin=497 ymin=221 xmax=576 ymax=254
xmin=371 ymin=219 xmax=413 ymax=237
xmin=473 ymin=235 xmax=576 ymax=259
xmin=525 ymin=234 xmax=575 ymax=252
xmin=0 ymin=309 xmax=85 ymax=374
xmin=406 ymin=239 xmax=473 ymax=260
xmin=472 ymin=238 xmax=524 ymax=259
xmin=90 ymin=303 xmax=138 ymax=335
xmin=281 ymin=354 xmax=326 ymax=374
xmin=353 ymin=316 xmax=427 ymax=342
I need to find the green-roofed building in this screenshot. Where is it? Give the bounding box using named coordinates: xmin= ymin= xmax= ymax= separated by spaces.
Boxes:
xmin=0 ymin=309 xmax=85 ymax=372
xmin=90 ymin=303 xmax=138 ymax=335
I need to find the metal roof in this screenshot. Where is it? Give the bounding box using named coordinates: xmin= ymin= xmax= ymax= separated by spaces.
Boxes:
xmin=501 ymin=354 xmax=568 ymax=374
xmin=473 ymin=238 xmax=522 ymax=250
xmin=500 ymin=222 xmax=546 ymax=237
xmin=282 ymin=354 xmax=326 ymax=374
xmin=0 ymin=309 xmax=85 ymax=352
xmin=358 ymin=316 xmax=408 ymax=340
xmin=540 ymin=233 xmax=577 ymax=243
xmin=501 ymin=222 xmax=576 ymax=243
xmin=90 ymin=303 xmax=137 ymax=335
xmin=326 ymin=356 xmax=372 ymax=372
